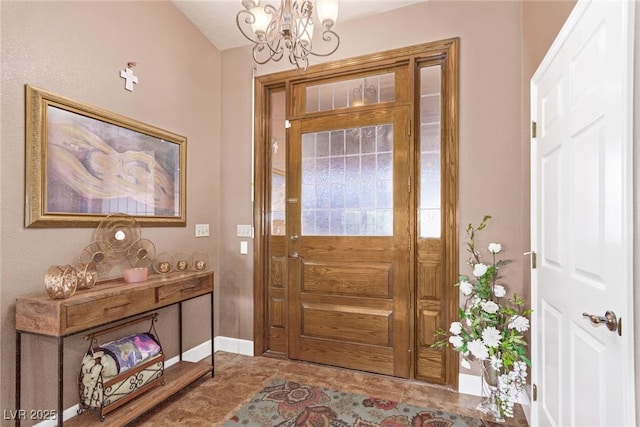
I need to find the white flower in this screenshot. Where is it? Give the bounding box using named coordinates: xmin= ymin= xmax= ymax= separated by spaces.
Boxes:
xmin=482 ymin=326 xmax=502 ymax=348
xmin=508 ymin=315 xmax=530 ymax=332
xmin=496 ymin=361 xmax=528 ymax=418
xmin=467 ymin=339 xmax=489 ymax=360
xmin=488 ymin=243 xmax=502 ymax=254
xmin=461 ymin=358 xmax=471 ymax=369
xmin=448 ymin=335 xmax=464 ymax=348
xmin=489 ymin=355 xmax=503 ymax=370
xmin=514 ymin=361 xmax=528 ymax=377
xmin=494 ymin=284 xmax=506 ymax=298
xmin=473 ymin=263 xmax=488 ymax=277
xmin=481 ymin=300 xmax=499 ymax=314
xmin=449 ymin=322 xmax=463 ymax=335
xmin=459 ymin=280 xmax=473 ymax=296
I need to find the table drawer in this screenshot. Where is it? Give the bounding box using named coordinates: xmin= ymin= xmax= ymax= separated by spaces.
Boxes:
xmin=66 ymin=289 xmax=155 ymax=331
xmin=156 ymin=276 xmax=213 ymax=305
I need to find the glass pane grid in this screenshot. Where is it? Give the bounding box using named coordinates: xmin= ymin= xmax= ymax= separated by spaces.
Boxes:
xmin=419 ymin=66 xmax=442 ymax=238
xmin=305 ymin=73 xmax=396 ymax=113
xmin=302 ymin=125 xmax=393 ymax=236
xmin=270 ymin=91 xmax=286 ymax=235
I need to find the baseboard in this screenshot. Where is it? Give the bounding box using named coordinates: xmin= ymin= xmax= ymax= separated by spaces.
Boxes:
xmin=214 ymin=336 xmax=254 ymax=356
xmin=165 ymin=336 xmax=253 ymax=364
xmin=168 ymin=339 xmax=214 ymax=364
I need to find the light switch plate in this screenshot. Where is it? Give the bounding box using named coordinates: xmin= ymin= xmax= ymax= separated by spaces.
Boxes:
xmin=195 ymin=224 xmax=209 ymax=237
xmin=240 ymin=241 xmax=248 ymax=254
xmin=237 ymin=224 xmax=252 ymax=237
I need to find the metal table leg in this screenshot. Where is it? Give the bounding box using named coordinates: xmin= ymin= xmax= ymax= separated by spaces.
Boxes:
xmin=215 ymin=291 xmax=216 ymax=378
xmin=179 ymin=302 xmax=183 ymax=361
xmin=58 ymin=336 xmax=63 ymax=426
xmin=15 ymin=331 xmax=21 ymax=427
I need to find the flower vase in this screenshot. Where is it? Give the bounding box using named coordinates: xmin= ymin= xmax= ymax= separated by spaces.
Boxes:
xmin=477 ymin=360 xmax=505 ymax=422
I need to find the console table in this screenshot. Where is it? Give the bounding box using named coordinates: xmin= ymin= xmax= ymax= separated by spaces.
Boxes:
xmin=15 ymin=270 xmax=214 ymax=426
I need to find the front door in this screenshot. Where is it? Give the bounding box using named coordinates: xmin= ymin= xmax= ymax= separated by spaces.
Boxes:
xmin=255 ymin=41 xmax=459 ymax=383
xmin=531 ymin=0 xmax=636 ymax=425
xmin=287 ymin=106 xmax=411 ymax=377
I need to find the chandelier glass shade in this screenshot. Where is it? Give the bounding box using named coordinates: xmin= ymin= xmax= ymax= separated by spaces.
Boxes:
xmin=237 ymin=0 xmax=340 ymax=71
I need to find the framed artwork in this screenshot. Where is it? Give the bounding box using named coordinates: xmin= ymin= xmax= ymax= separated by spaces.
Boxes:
xmin=25 ymin=84 xmax=187 ymax=227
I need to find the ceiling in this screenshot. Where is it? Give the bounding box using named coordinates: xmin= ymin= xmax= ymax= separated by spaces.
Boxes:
xmin=172 ymin=0 xmax=426 ymax=51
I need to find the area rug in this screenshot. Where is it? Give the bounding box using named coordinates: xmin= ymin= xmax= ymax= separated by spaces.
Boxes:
xmin=223 ymin=378 xmax=501 ymax=427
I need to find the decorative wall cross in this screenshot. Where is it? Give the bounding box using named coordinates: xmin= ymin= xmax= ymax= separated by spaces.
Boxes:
xmin=120 ymin=62 xmax=138 ymax=91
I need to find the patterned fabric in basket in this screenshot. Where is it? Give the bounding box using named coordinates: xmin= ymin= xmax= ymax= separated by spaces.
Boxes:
xmin=97 ymin=332 xmax=161 ymax=375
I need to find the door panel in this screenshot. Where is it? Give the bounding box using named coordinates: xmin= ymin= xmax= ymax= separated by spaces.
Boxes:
xmin=301 ymin=260 xmax=392 ymax=298
xmin=531 ymin=1 xmax=636 ymax=425
xmin=288 ymin=107 xmax=410 ymax=377
xmin=415 ymin=243 xmax=446 ymax=381
xmin=267 ymin=240 xmax=286 ymax=352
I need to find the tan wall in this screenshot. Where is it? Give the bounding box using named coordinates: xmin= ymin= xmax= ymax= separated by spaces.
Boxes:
xmin=218 ymin=47 xmax=256 ymax=342
xmin=0 ymin=1 xmax=221 ymax=422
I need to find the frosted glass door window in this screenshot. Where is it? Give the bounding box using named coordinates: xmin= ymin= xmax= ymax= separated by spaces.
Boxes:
xmin=419 ymin=66 xmax=442 ymax=238
xmin=305 ymin=73 xmax=395 ymax=113
xmin=270 ymin=91 xmax=286 ymax=235
xmin=301 ymin=125 xmax=393 ymax=236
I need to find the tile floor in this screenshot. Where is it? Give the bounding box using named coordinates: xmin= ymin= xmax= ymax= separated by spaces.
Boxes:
xmin=125 ymin=352 xmax=528 ymax=426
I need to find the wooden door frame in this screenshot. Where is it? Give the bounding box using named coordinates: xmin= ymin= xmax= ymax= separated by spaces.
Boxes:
xmin=253 ymin=77 xmax=281 ymax=357
xmin=253 ymin=39 xmax=459 ymax=387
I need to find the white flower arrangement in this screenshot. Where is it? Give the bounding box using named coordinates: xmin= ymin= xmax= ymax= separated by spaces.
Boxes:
xmin=432 ymin=215 xmax=532 ymax=419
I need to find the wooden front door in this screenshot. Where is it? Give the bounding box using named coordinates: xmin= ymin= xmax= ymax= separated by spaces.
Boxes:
xmin=254 ymin=40 xmax=459 ymax=385
xmin=286 ymin=106 xmax=411 ymax=377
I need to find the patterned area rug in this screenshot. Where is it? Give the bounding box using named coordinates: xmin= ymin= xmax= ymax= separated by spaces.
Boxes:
xmin=224 ymin=379 xmax=500 ymax=427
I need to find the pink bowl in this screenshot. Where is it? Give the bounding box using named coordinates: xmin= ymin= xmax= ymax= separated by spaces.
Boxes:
xmin=124 ymin=267 xmax=148 ymax=283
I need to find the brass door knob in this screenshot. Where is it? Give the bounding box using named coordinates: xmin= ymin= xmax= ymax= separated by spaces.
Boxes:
xmin=582 ymin=310 xmax=619 ymax=333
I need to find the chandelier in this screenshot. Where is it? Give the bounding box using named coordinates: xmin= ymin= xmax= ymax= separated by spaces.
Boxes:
xmin=236 ymin=0 xmax=340 ymax=71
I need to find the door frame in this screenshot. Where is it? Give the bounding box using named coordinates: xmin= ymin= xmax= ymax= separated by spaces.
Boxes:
xmin=253 ymin=39 xmax=460 ymax=386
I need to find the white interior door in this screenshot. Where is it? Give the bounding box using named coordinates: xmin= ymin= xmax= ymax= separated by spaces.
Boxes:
xmin=531 ymin=1 xmax=636 ymax=426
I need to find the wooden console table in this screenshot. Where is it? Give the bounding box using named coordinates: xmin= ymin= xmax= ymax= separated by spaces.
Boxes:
xmin=15 ymin=270 xmax=214 ymax=426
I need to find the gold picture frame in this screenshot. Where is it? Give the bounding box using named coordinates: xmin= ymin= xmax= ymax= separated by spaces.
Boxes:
xmin=25 ymin=84 xmax=187 ymax=227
